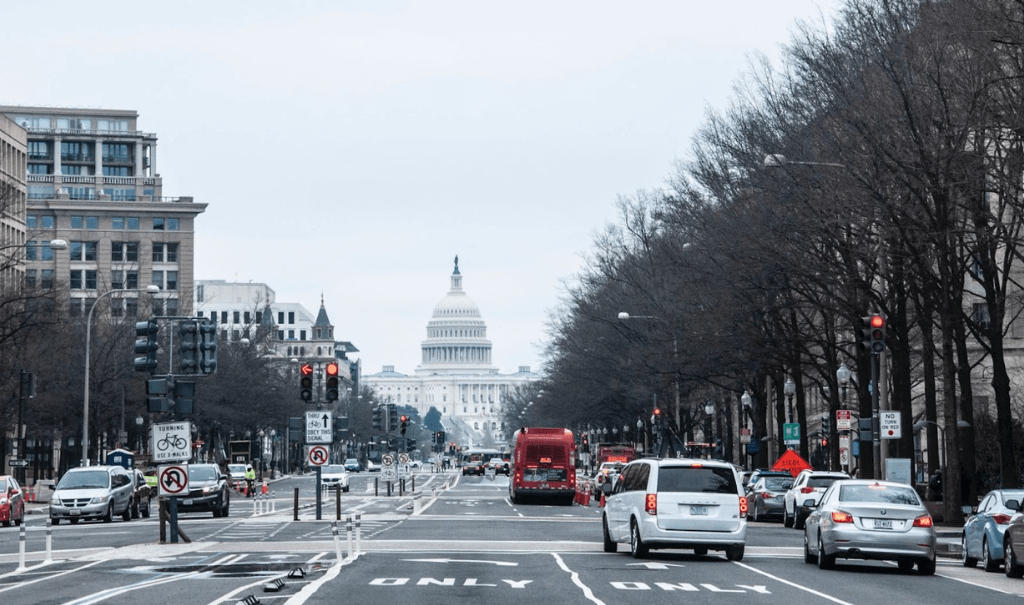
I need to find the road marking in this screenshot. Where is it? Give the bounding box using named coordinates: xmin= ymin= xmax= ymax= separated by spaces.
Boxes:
xmin=552 ymin=552 xmax=605 ymax=605
xmin=627 ymin=562 xmax=686 ymax=570
xmin=403 ymin=558 xmax=518 ymax=566
xmin=731 ymin=560 xmax=854 ymax=605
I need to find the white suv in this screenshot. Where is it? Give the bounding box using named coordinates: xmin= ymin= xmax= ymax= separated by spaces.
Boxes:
xmin=601 ymin=458 xmax=747 ymax=560
xmin=783 ymin=469 xmax=850 ymax=528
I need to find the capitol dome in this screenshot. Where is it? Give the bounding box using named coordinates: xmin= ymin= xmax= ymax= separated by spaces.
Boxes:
xmin=417 ymin=256 xmax=494 ymax=374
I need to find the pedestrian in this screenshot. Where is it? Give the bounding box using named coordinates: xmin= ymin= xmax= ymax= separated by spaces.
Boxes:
xmin=244 ymin=464 xmax=256 ymax=497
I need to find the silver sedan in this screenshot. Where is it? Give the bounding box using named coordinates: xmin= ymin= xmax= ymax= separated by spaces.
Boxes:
xmin=803 ymin=479 xmax=937 ymax=574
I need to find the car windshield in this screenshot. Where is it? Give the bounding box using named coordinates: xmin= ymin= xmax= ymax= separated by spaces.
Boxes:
xmin=489 ymin=459 xmax=503 ymax=464
xmin=189 ymin=466 xmax=218 ymax=482
xmin=763 ymin=477 xmax=793 ymax=491
xmin=58 ymin=470 xmax=109 ymax=489
xmin=228 ymin=465 xmax=245 ymax=475
xmin=323 ymin=465 xmax=344 ymax=474
xmin=345 ymin=459 xmax=358 ymax=465
xmin=839 ymin=484 xmax=920 ymax=505
xmin=658 ymin=466 xmax=738 ymax=494
xmin=0 ymin=479 xmax=7 ymax=491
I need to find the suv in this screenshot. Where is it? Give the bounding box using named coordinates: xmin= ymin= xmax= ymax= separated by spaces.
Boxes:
xmin=178 ymin=464 xmax=231 ymax=518
xmin=320 ymin=465 xmax=350 ymax=492
xmin=592 ymin=462 xmax=625 ymax=498
xmin=49 ymin=466 xmax=134 ymax=524
xmin=130 ymin=468 xmax=153 ymax=519
xmin=602 ymin=458 xmax=747 ymax=560
xmin=783 ymin=469 xmax=850 ymax=528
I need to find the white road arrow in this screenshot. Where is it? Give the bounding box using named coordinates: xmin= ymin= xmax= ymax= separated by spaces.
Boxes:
xmin=403 ymin=558 xmax=518 ymax=567
xmin=627 ymin=562 xmax=687 ymax=570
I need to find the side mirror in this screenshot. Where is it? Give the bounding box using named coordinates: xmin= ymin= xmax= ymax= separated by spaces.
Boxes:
xmin=48 ymin=484 xmax=56 ymax=490
xmin=602 ymin=482 xmax=613 ymax=495
xmin=962 ymin=505 xmax=975 ymax=516
xmin=802 ymin=498 xmax=817 ymax=508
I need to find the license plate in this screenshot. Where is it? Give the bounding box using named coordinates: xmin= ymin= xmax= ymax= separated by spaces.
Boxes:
xmin=69 ymin=509 xmax=81 ymax=515
xmin=690 ymin=505 xmax=709 ymax=516
xmin=540 ymin=483 xmax=549 ymax=489
xmin=874 ymin=519 xmax=893 ymax=529
xmin=183 ymin=499 xmax=194 ymax=506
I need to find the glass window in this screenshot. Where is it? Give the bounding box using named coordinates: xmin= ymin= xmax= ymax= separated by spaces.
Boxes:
xmin=27 ymin=141 xmax=49 ymax=159
xmin=278 ymin=312 xmax=284 ymax=324
xmin=86 ymin=216 xmax=98 ymax=229
xmin=153 ymin=218 xmax=164 ymax=230
xmin=70 ymin=270 xmax=82 ymax=290
xmin=41 ymin=270 xmax=54 ymax=288
xmin=61 ymin=165 xmax=82 ymax=175
xmin=24 ymin=269 xmax=36 ymax=289
xmin=167 ymin=218 xmax=179 ymax=231
xmin=166 ymin=243 xmax=178 ymax=262
xmin=166 ymin=298 xmax=178 ymax=317
xmin=152 ymin=271 xmax=163 ymax=289
xmin=111 ymin=271 xmax=123 ymax=290
xmin=26 ymin=216 xmax=36 ymax=228
xmin=126 ymin=271 xmax=138 ymax=289
xmin=111 ymin=242 xmax=123 ymax=262
xmin=233 ymin=311 xmax=240 ymax=324
xmin=103 ymin=166 xmax=129 ymax=177
xmin=220 ymin=311 xmax=228 ymax=324
xmin=41 ymin=216 xmax=54 ymax=229
xmin=125 ymin=298 xmax=138 ymax=317
xmin=166 ymin=271 xmax=177 ymax=291
xmin=85 ymin=270 xmax=97 ymax=290
xmin=112 ymin=217 xmax=124 ymax=229
xmin=152 ymin=244 xmax=164 ymax=263
xmin=71 ymin=216 xmax=83 ymax=229
xmin=28 ymin=164 xmax=48 ymax=175
xmin=127 ymin=217 xmax=140 ymax=230
xmin=85 ymin=242 xmax=96 ymax=261
xmin=69 ymin=241 xmax=82 ymax=260
xmin=288 ymin=312 xmax=295 ymax=324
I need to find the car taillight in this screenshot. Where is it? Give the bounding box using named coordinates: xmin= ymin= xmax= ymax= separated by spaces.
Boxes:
xmin=913 ymin=514 xmax=934 ymax=528
xmin=645 ymin=493 xmax=657 ymax=515
xmin=759 ymin=491 xmax=774 ymax=499
xmin=831 ymin=510 xmax=854 ymax=523
xmin=739 ymin=496 xmax=749 ymax=518
xmin=800 ymin=487 xmax=814 ymax=494
xmin=597 ymin=475 xmax=605 ymax=484
xmin=993 ymin=514 xmax=1012 ymax=525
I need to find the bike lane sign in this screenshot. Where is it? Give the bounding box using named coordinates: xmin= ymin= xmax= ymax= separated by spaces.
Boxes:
xmin=152 ymin=421 xmax=191 ymax=462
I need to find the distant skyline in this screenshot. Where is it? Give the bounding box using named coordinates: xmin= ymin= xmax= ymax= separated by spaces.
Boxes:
xmin=0 ymin=0 xmax=840 ymax=376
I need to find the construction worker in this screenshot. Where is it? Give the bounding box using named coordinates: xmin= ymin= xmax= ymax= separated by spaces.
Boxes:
xmin=244 ymin=464 xmax=256 ymax=497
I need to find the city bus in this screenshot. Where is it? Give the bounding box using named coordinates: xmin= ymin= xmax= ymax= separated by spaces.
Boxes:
xmin=460 ymin=447 xmax=504 ymax=475
xmin=508 ymin=427 xmax=576 ymax=505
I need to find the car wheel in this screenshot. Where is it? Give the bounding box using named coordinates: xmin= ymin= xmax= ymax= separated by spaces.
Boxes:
xmin=141 ymin=499 xmax=151 ymax=519
xmin=51 ymin=518 xmax=60 ymax=526
xmin=918 ymin=556 xmax=936 ymax=575
xmin=897 ymin=558 xmax=915 ymax=572
xmin=222 ymin=493 xmax=231 ymax=518
xmin=630 ymin=519 xmax=649 ymax=559
xmin=213 ymin=496 xmax=223 ymax=518
xmin=121 ymin=503 xmax=132 ymax=522
xmin=602 ymin=515 xmax=617 ymax=553
xmin=783 ymin=506 xmax=793 ymax=528
xmin=962 ymin=534 xmax=978 ymax=567
xmin=804 ymin=533 xmax=817 ymax=564
xmin=1005 ymin=538 xmax=1024 ymax=578
xmin=794 ymin=511 xmax=805 ymax=530
xmin=1 ymin=519 xmax=9 ymax=528
xmin=983 ymin=537 xmax=999 ymax=572
xmin=751 ymin=502 xmax=759 ymax=522
xmin=131 ymin=498 xmax=140 ymax=519
xmin=343 ymin=486 xmax=349 ymax=493
xmin=817 ymin=534 xmax=835 ymax=570
xmin=725 ymin=544 xmax=744 ymax=561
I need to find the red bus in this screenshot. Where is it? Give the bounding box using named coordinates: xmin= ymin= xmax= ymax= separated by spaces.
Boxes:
xmin=508 ymin=427 xmax=576 ymax=505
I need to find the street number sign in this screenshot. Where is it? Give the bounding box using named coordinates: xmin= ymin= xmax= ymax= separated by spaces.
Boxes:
xmin=880 ymin=411 xmax=901 ymax=439
xmin=152 ymin=422 xmax=191 ymax=462
xmin=158 ymin=464 xmax=189 ymax=497
xmin=783 ymin=423 xmax=800 ymax=445
xmin=305 ymin=411 xmax=333 ymax=444
xmin=308 ymin=445 xmax=329 ymax=466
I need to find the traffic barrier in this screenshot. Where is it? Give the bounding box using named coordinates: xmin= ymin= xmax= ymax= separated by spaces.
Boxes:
xmin=25 ymin=486 xmax=35 ymax=503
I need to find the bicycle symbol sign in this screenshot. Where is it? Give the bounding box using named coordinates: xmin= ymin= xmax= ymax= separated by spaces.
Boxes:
xmin=152 ymin=421 xmax=191 ymax=462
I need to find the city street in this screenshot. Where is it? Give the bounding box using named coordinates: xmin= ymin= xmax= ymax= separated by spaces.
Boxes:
xmin=0 ymin=469 xmax=1021 ymax=604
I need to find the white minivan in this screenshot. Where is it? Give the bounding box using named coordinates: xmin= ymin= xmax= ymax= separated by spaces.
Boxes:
xmin=602 ymin=458 xmax=748 ymax=560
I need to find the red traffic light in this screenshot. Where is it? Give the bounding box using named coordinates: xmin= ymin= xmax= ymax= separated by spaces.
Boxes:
xmin=653 ymin=408 xmax=661 ymax=416
xmin=400 ymin=415 xmax=408 ymax=422
xmin=870 ymin=315 xmax=885 ymax=328
xmin=325 ymin=362 xmax=339 ymax=376
xmin=300 ymin=363 xmax=313 ymax=376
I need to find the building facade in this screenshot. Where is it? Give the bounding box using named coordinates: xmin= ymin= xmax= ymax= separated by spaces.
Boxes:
xmin=0 ymin=106 xmax=205 ymax=318
xmin=0 ymin=113 xmax=27 ymax=287
xmin=363 ymin=258 xmax=541 ymax=447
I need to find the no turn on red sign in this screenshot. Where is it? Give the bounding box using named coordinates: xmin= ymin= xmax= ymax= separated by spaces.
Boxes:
xmin=880 ymin=412 xmax=901 ymax=439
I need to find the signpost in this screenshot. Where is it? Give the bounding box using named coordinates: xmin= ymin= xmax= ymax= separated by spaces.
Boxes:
xmin=305 ymin=411 xmax=333 ymax=444
xmin=783 ymin=423 xmax=801 ymax=446
xmin=836 ymin=409 xmax=852 ymax=431
xmin=152 ymin=421 xmax=191 ymax=463
xmin=880 ymin=411 xmax=901 ymax=439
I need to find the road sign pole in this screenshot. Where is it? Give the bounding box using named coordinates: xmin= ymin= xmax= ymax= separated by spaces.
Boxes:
xmin=316 ymin=465 xmax=322 ymax=521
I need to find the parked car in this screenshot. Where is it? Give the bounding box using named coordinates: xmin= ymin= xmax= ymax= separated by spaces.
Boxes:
xmin=49 ymin=466 xmax=134 ymax=524
xmin=963 ymin=489 xmax=1024 ymax=572
xmin=602 ymin=458 xmax=747 ymax=560
xmin=591 ymin=462 xmax=625 ymax=498
xmin=343 ymin=458 xmax=362 ymax=472
xmin=488 ymin=458 xmax=510 ymax=475
xmin=749 ymin=474 xmax=794 ymax=522
xmin=783 ymin=470 xmax=850 ymax=529
xmin=0 ymin=476 xmax=25 ymax=527
xmin=319 ymin=465 xmax=350 ymax=492
xmin=227 ymin=463 xmax=247 ymax=484
xmin=177 ymin=464 xmax=231 ymax=518
xmin=744 ymin=469 xmax=792 ymax=495
xmin=130 ymin=468 xmax=153 ymax=519
xmin=802 ymin=479 xmax=937 ymax=574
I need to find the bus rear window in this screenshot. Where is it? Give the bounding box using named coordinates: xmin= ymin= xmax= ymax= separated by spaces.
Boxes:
xmin=525 ymin=444 xmax=566 ymax=465
xmin=657 ymin=467 xmax=737 ymax=494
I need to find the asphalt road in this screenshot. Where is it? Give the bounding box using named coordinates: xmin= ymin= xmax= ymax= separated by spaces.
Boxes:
xmin=0 ymin=469 xmax=1021 ymax=604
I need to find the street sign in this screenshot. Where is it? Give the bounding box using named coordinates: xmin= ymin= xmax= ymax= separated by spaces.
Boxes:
xmin=307 ymin=445 xmax=329 ymax=466
xmin=880 ymin=411 xmax=901 ymax=439
xmin=746 ymin=439 xmax=760 ymax=453
xmin=783 ymin=423 xmax=800 ymax=445
xmin=739 ymin=428 xmax=751 ymax=445
xmin=836 ymin=409 xmax=853 ymax=431
xmin=771 ymin=449 xmax=812 ymax=477
xmin=398 ymin=453 xmax=409 ymax=465
xmin=382 ymin=453 xmax=395 ymax=467
xmin=381 ymin=466 xmax=396 ymax=481
xmin=305 ymin=411 xmax=333 ymax=444
xmin=398 ymin=464 xmax=410 ymax=479
xmin=8 ymin=459 xmax=28 ymax=468
xmin=158 ymin=464 xmax=189 ymax=497
xmin=152 ymin=421 xmax=191 ymax=462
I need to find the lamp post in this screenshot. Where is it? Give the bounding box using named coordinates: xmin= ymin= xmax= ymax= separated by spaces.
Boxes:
xmin=135 ymin=415 xmax=144 ymax=454
xmin=636 ymin=419 xmax=645 ymax=456
xmin=704 ymin=401 xmax=715 ymax=459
xmin=82 ymin=285 xmax=159 ymax=466
xmin=836 ymin=363 xmax=851 ymax=407
xmin=618 ymin=312 xmax=681 ymax=433
xmin=741 ymin=391 xmax=753 ymax=469
xmin=784 ymin=377 xmax=796 ymax=424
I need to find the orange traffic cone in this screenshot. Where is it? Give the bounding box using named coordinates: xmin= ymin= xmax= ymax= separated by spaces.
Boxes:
xmin=599 ymin=491 xmax=606 ymax=507
xmin=261 ymin=480 xmax=268 ymax=495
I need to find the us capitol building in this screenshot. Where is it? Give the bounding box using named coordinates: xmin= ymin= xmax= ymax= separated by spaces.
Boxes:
xmin=362 ymin=257 xmax=540 ymax=447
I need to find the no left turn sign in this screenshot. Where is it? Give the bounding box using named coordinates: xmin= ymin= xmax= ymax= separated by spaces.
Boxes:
xmin=308 ymin=445 xmax=329 ymax=466
xmin=159 ymin=464 xmax=189 ymax=497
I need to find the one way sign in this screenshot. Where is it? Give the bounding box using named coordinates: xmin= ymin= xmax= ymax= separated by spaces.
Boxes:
xmin=305 ymin=411 xmax=333 ymax=444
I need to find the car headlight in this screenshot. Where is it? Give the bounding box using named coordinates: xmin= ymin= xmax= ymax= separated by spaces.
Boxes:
xmin=203 ymin=485 xmax=217 ymax=495
xmin=89 ymin=495 xmax=110 ymax=505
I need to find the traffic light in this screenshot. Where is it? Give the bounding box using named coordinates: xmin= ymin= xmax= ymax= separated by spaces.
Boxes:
xmin=179 ymin=320 xmax=199 ymax=374
xmin=147 ymin=378 xmax=169 ymax=412
xmin=299 ymin=363 xmax=313 ymax=402
xmin=869 ymin=314 xmax=886 ymax=353
xmin=372 ymin=405 xmax=383 ymax=430
xmin=821 ymin=437 xmax=828 ymax=448
xmin=198 ymin=319 xmax=218 ymax=374
xmin=581 ymin=434 xmax=589 ymax=449
xmin=134 ymin=319 xmax=159 ymax=373
xmin=325 ymin=362 xmax=340 ymax=402
xmin=651 ymin=408 xmax=662 ymax=426
xmin=400 ymin=415 xmax=408 ymax=436
xmin=857 ymin=316 xmax=872 ymax=352
xmin=388 ymin=404 xmax=398 ymax=432
xmin=822 ymin=415 xmax=830 ymax=434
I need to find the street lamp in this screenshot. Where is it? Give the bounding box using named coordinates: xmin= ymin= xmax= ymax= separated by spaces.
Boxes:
xmin=704 ymin=401 xmax=716 ymax=459
xmin=741 ymin=391 xmax=753 ymax=469
xmin=82 ymin=284 xmax=159 ymax=466
xmin=836 ymin=363 xmax=852 ymax=406
xmin=618 ymin=311 xmax=681 ymax=431
xmin=784 ymin=377 xmax=796 ymax=423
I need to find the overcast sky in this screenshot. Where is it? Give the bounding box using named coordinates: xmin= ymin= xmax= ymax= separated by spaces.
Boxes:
xmin=2 ymin=0 xmax=838 ymax=376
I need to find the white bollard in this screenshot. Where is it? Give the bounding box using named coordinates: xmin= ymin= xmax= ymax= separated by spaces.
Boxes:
xmin=355 ymin=512 xmax=362 ymax=554
xmin=45 ymin=518 xmax=52 ymax=564
xmin=17 ymin=524 xmax=26 ymax=571
xmin=252 ymin=494 xmax=258 ymax=515
xmin=331 ymin=520 xmax=343 ymax=565
xmin=271 ymin=491 xmax=276 ymax=513
xmin=346 ymin=514 xmax=353 ymax=559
